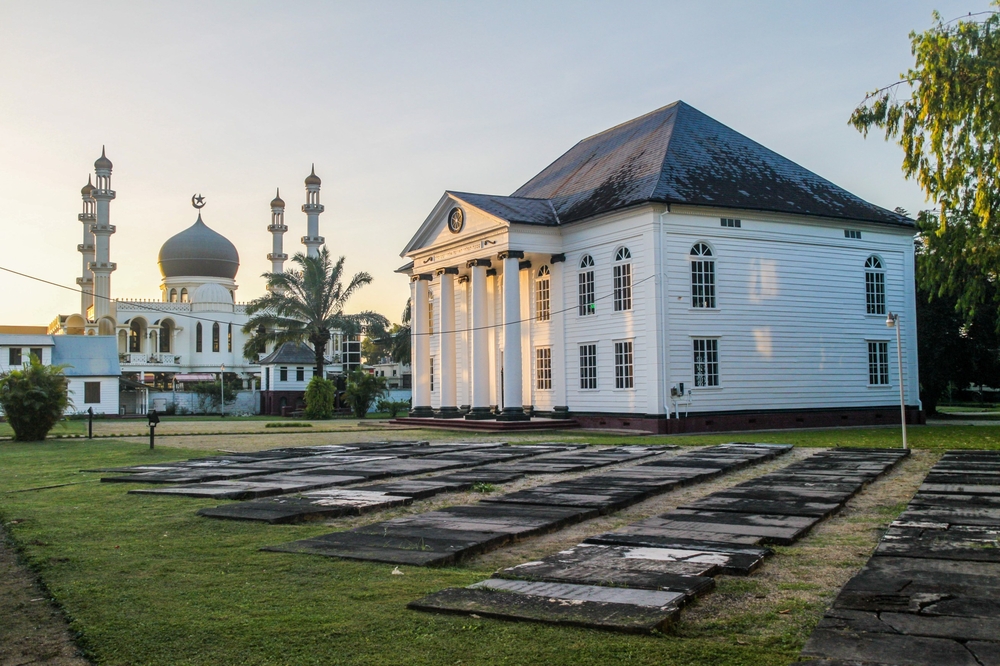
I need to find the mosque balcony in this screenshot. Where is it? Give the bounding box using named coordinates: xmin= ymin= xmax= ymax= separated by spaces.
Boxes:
xmin=75 ymin=276 xmax=93 ymax=287
xmin=301 ymin=203 xmax=325 ymax=214
xmin=119 ymin=353 xmax=182 ymax=367
xmin=91 ymin=188 xmax=116 ymax=199
xmin=78 ymin=213 xmax=95 ymax=222
xmin=77 ymin=243 xmax=95 ymax=254
xmin=267 ymin=252 xmax=288 ymax=262
xmin=91 ymin=223 xmax=116 ymax=234
xmin=301 ymin=235 xmax=325 ymax=245
xmin=267 ymin=223 xmax=288 ymax=233
xmin=89 ymin=261 xmax=117 ymax=272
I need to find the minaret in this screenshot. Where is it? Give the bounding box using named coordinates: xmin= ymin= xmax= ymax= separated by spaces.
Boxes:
xmin=267 ymin=188 xmax=288 ymax=280
xmin=301 ymin=164 xmax=324 ymax=258
xmin=76 ymin=176 xmax=96 ymax=317
xmin=89 ymin=147 xmax=117 ymax=322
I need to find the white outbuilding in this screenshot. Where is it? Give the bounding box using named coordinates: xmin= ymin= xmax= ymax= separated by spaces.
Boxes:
xmin=398 ymin=101 xmax=921 ymax=433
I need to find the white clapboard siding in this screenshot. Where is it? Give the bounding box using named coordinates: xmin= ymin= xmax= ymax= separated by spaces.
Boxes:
xmin=67 ymin=377 xmax=119 ymax=415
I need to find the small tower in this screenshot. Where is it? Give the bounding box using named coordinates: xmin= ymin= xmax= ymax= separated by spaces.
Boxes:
xmin=267 ymin=188 xmax=288 ymax=280
xmin=89 ymin=147 xmax=117 ymax=327
xmin=76 ymin=175 xmax=96 ymax=317
xmin=301 ymin=164 xmax=324 ymax=258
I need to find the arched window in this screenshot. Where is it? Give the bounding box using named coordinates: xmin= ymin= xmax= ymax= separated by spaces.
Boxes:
xmin=212 ymin=323 xmax=220 ymax=352
xmin=865 ymin=255 xmax=885 ymax=315
xmin=227 ymin=323 xmax=233 ymax=352
xmin=180 ymin=288 xmax=189 ymax=303
xmin=159 ymin=320 xmax=172 ymax=353
xmin=196 ymin=322 xmax=203 ymax=352
xmin=578 ymin=255 xmax=595 ymax=316
xmin=535 ymin=265 xmax=550 ymax=321
xmin=129 ymin=320 xmax=142 ymax=353
xmin=690 ymin=243 xmax=716 ymax=308
xmin=613 ymin=247 xmax=632 ymax=312
xmin=169 ymin=289 xmax=178 ymax=303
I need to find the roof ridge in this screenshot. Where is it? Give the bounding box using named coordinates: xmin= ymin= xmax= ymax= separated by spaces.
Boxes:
xmin=578 ymin=100 xmax=684 ymax=143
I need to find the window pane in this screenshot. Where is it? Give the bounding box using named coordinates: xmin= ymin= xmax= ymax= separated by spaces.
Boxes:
xmin=691 ymin=256 xmax=716 ymax=308
xmin=693 ymin=339 xmax=719 ymax=387
xmin=614 ymin=341 xmax=634 ymax=389
xmin=84 ymin=381 xmax=101 ymax=404
xmin=578 ymin=271 xmax=595 ymax=316
xmin=579 ymin=344 xmax=597 ymax=389
xmin=613 ymin=263 xmax=632 ymax=311
xmin=536 ymin=277 xmax=550 ymax=321
xmin=536 ymin=347 xmax=552 ymax=390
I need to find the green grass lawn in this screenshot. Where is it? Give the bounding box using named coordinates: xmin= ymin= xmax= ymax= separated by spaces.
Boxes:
xmin=2 ymin=426 xmax=998 ymax=665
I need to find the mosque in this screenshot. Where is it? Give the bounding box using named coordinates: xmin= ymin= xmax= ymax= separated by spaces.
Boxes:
xmin=47 ymin=149 xmax=344 ymax=391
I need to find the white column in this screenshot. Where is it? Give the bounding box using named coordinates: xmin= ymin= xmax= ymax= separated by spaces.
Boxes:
xmin=498 ymin=251 xmax=528 ymax=420
xmin=436 ymin=269 xmax=460 ymax=417
xmin=549 ymin=255 xmax=569 ymax=417
xmin=466 ymin=260 xmax=492 ymax=418
xmin=409 ymin=276 xmax=433 ymax=416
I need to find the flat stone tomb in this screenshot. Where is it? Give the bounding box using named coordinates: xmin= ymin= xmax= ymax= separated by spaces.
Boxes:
xmin=118 ymin=443 xmax=570 ymax=501
xmin=200 ymin=445 xmax=664 ymax=523
xmin=268 ymin=444 xmax=778 ymax=567
xmin=413 ymin=446 xmax=909 ymax=634
xmin=800 ymin=450 xmax=1000 ymax=665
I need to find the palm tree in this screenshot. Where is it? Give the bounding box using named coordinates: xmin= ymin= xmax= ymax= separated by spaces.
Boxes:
xmin=242 ymin=248 xmax=388 ymax=377
xmin=366 ymin=298 xmax=411 ymax=364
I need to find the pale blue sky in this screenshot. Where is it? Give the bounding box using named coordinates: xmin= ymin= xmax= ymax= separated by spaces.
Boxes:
xmin=0 ymin=1 xmax=981 ymax=325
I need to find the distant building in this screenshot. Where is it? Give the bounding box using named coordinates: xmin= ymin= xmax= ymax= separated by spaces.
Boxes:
xmin=0 ymin=334 xmax=120 ymax=415
xmin=399 ymin=101 xmax=921 ymax=432
xmin=370 ymin=359 xmax=411 ymax=389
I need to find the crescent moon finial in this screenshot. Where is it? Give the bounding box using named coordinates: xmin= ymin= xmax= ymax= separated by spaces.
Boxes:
xmin=191 ymin=193 xmax=206 ymax=209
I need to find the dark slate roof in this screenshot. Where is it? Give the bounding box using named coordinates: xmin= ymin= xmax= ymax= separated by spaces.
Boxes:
xmin=259 ymin=341 xmax=317 ymax=365
xmin=449 ymin=191 xmax=559 ymax=226
xmin=504 ymin=101 xmax=912 ymax=228
xmin=52 ymin=336 xmax=120 ymax=376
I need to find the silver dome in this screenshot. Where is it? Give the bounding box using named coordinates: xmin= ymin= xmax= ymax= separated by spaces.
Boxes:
xmin=157 ymin=214 xmax=239 ymax=279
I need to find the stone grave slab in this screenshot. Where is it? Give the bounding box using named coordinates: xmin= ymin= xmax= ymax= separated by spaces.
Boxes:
xmin=647 ymin=509 xmax=820 ymax=545
xmin=197 ymin=489 xmax=411 ymax=524
xmin=611 ymin=519 xmax=766 ymax=547
xmin=101 ymin=468 xmax=272 ymax=484
xmin=495 ymin=543 xmax=721 ymax=594
xmin=683 ymin=495 xmax=842 ymax=518
xmin=576 ymin=536 xmax=771 ymax=575
xmin=918 ymin=482 xmax=1000 ymax=496
xmin=896 ymin=505 xmax=1000 ymax=527
xmin=469 ymin=578 xmax=687 ymax=608
xmin=875 ymin=524 xmax=1000 ymax=562
xmin=263 ymin=529 xmax=500 ymax=566
xmin=801 ymin=628 xmax=979 ymax=666
xmin=128 ymin=473 xmax=365 ymax=500
xmin=354 ymin=479 xmax=473 ymax=499
xmin=408 ymin=586 xmax=680 ymax=633
xmin=432 ymin=470 xmax=525 ymax=484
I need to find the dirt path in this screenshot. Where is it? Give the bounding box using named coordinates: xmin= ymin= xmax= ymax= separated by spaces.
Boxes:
xmin=0 ymin=525 xmax=89 ymax=666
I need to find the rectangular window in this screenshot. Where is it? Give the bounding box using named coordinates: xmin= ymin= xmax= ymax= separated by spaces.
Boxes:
xmin=430 ymin=356 xmax=435 ymax=392
xmin=845 ymin=229 xmax=862 ymax=239
xmin=868 ymin=341 xmax=890 ymax=386
xmin=536 ymin=277 xmax=550 ymax=321
xmin=721 ymin=218 xmax=742 ymax=228
xmin=536 ymin=347 xmax=552 ymax=390
xmin=579 ymin=344 xmax=597 ymax=390
xmin=296 ymin=367 xmax=304 ymax=382
xmin=428 ymin=290 xmax=435 ymax=335
xmin=614 ymin=340 xmax=634 ymax=389
xmin=691 ymin=259 xmax=716 ymax=308
xmin=29 ymin=347 xmax=43 ymax=362
xmin=613 ymin=263 xmax=632 ymax=311
xmin=8 ymin=348 xmax=21 ymax=366
xmin=866 ymin=270 xmax=886 ymax=315
xmin=693 ymin=338 xmax=719 ymax=387
xmin=84 ymin=381 xmax=101 ymax=404
xmin=227 ymin=325 xmax=233 ymax=353
xmin=578 ymin=271 xmax=595 ymax=316
xmin=279 ymin=367 xmax=288 ymax=382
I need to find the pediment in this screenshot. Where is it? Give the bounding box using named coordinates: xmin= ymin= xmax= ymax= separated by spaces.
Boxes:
xmin=401 ymin=192 xmax=509 ymax=257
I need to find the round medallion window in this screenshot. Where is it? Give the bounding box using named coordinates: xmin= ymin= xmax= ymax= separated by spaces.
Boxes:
xmin=447 ymin=207 xmax=464 ymax=234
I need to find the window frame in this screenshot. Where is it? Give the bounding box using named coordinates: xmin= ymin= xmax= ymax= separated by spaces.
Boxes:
xmin=8 ymin=348 xmax=21 ymax=366
xmin=867 ymin=340 xmax=890 ymax=386
xmin=613 ymin=339 xmax=634 ymax=389
xmin=279 ymin=367 xmax=288 ymax=382
xmin=578 ymin=255 xmax=596 ymax=316
xmin=195 ymin=322 xmax=203 ymax=353
xmin=84 ymin=381 xmax=101 ymax=404
xmin=720 ymin=217 xmax=741 ymax=228
xmin=690 ymin=243 xmax=717 ymax=309
xmin=613 ymin=247 xmax=632 ymax=312
xmin=865 ymin=255 xmax=886 ymax=316
xmin=29 ymin=347 xmax=43 ymax=362
xmin=296 ymin=367 xmax=304 ymax=382
xmin=535 ymin=346 xmax=552 ymax=390
xmin=535 ymin=265 xmax=551 ymax=322
xmin=692 ymin=337 xmax=720 ymax=388
xmin=212 ymin=323 xmax=220 ymax=353
xmin=579 ymin=343 xmax=598 ymax=390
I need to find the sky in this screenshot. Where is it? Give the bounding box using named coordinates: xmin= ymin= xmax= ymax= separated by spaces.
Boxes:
xmin=0 ymin=0 xmax=984 ymax=326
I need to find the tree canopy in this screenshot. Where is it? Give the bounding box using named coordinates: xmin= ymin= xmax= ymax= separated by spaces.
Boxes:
xmin=242 ymin=248 xmax=388 ymax=377
xmin=851 ymin=8 xmax=1000 ymax=324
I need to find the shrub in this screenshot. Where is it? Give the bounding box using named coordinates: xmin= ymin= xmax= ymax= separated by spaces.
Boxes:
xmin=344 ymin=370 xmax=388 ymax=418
xmin=0 ymin=355 xmax=71 ymax=441
xmin=376 ymin=399 xmax=410 ymax=418
xmin=304 ymin=377 xmax=336 ymax=419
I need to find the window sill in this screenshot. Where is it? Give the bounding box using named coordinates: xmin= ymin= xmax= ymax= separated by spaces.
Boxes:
xmin=867 ymin=384 xmax=893 ymax=389
xmin=691 ymin=385 xmax=724 ymax=391
xmin=687 ymin=307 xmax=720 ymax=313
